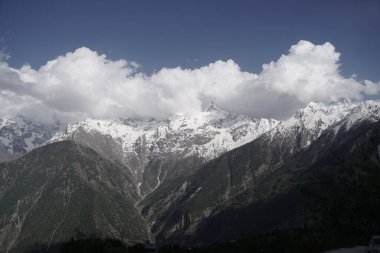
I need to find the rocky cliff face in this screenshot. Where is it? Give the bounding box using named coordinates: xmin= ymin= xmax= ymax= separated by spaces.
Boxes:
xmin=0 ymin=117 xmax=59 ymax=162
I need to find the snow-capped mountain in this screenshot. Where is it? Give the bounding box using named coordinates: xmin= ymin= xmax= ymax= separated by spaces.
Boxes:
xmin=0 ymin=117 xmax=59 ymax=162
xmin=1 ymin=100 xmax=380 ymax=251
xmin=1 ymin=100 xmax=379 ymax=193
xmin=240 ymin=99 xmax=380 ymax=178
xmin=48 ymin=102 xmax=279 ymax=195
xmin=269 ymin=100 xmax=363 ymax=150
xmin=50 ymin=102 xmax=278 ymax=160
xmin=138 ymin=100 xmax=380 ymax=243
xmin=335 ymin=100 xmax=380 ymax=130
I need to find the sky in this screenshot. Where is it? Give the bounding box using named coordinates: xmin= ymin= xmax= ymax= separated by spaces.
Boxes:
xmin=0 ymin=0 xmax=379 ymax=123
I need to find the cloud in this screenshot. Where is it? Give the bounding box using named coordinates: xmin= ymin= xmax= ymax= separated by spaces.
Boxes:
xmin=259 ymin=41 xmax=362 ymax=102
xmin=0 ymin=41 xmax=379 ymax=124
xmin=224 ymin=40 xmax=380 ymax=118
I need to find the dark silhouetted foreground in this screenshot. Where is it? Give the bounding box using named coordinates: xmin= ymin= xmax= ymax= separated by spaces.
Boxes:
xmin=24 ymin=146 xmax=380 ymax=253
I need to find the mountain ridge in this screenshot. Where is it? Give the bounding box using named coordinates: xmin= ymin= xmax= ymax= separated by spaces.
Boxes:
xmin=137 ymin=99 xmax=380 ymax=244
xmin=1 ymin=100 xmax=380 ymax=251
xmin=45 ymin=103 xmax=279 ymax=195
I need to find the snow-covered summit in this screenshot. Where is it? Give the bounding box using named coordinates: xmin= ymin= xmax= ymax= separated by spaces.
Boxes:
xmin=1 ymin=100 xmax=380 ymax=193
xmin=0 ymin=116 xmax=59 ymax=159
xmin=286 ymin=100 xmax=358 ymax=131
xmin=49 ymin=103 xmax=279 ymax=160
xmin=335 ymin=100 xmax=380 ymax=130
xmin=204 ymin=101 xmax=224 ymax=113
xmin=270 ymin=100 xmax=380 ymax=149
xmin=47 ymin=103 xmax=279 ymax=193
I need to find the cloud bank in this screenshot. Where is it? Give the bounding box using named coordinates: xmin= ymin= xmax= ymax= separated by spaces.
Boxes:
xmin=0 ymin=40 xmax=379 ymax=124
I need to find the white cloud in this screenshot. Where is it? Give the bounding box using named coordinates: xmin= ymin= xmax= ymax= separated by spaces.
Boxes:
xmin=0 ymin=41 xmax=379 ymax=123
xmin=258 ymin=41 xmax=361 ymax=102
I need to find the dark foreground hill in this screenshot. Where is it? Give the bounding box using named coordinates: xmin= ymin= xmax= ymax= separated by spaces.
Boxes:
xmin=0 ymin=141 xmax=149 ymax=253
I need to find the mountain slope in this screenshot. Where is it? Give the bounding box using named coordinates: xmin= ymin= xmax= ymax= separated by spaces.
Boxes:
xmin=1 ymin=100 xmax=379 ymax=250
xmin=138 ymin=100 xmax=380 ymax=245
xmin=0 ymin=141 xmax=149 ymax=253
xmin=0 ymin=144 xmax=16 ymax=163
xmin=187 ymin=112 xmax=380 ymax=246
xmin=48 ymin=103 xmax=278 ymax=195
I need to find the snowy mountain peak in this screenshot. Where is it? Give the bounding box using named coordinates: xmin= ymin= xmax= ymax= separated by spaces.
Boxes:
xmin=290 ymin=100 xmax=358 ymax=129
xmin=50 ymin=109 xmax=279 ymax=160
xmin=1 ymin=99 xmax=380 ymax=195
xmin=47 ymin=109 xmax=279 ymax=192
xmin=335 ymin=100 xmax=380 ymax=130
xmin=0 ymin=116 xmax=60 ymax=159
xmin=204 ymin=101 xmax=225 ymax=113
xmin=295 ymin=101 xmax=357 ymax=120
xmin=350 ymin=100 xmax=380 ymax=114
xmin=271 ymin=100 xmax=380 ymax=150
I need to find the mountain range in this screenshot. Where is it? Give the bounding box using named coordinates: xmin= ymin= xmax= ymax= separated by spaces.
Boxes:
xmin=0 ymin=100 xmax=379 ymax=252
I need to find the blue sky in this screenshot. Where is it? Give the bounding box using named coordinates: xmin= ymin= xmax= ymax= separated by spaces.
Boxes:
xmin=0 ymin=0 xmax=379 ymax=80
xmin=0 ymin=0 xmax=379 ymax=122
